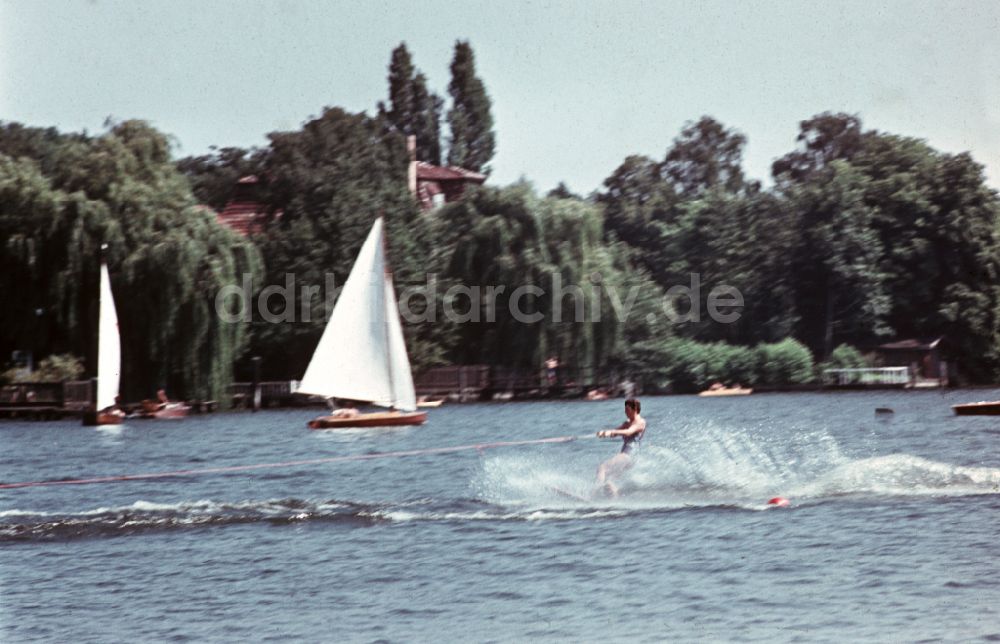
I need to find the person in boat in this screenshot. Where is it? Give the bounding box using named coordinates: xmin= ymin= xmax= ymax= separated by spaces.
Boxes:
xmin=595 ymin=397 xmax=646 ymax=496
xmin=328 ymin=406 xmax=359 ymax=419
xmin=102 ymin=395 xmax=126 ymax=420
xmin=325 ymin=398 xmax=360 ymax=419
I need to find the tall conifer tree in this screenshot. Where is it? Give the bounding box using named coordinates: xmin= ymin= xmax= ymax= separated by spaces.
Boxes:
xmin=380 ymin=43 xmax=442 ymax=165
xmin=446 ymin=40 xmax=495 ymax=173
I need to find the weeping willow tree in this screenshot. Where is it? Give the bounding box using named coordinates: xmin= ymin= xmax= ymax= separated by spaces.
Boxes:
xmin=0 ymin=120 xmax=261 ymax=403
xmin=430 ymin=182 xmax=668 ymax=377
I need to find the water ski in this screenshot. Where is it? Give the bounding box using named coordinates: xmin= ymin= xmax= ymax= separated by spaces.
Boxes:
xmin=546 ymin=485 xmax=591 ymax=502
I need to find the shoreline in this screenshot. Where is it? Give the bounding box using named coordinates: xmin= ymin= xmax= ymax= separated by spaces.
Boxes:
xmin=3 ymin=384 xmax=999 ymax=421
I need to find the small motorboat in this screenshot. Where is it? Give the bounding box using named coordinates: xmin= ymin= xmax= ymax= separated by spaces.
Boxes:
xmin=952 ymin=401 xmax=1000 ymax=416
xmin=137 ymin=390 xmax=190 ymax=419
xmin=417 ymin=396 xmax=445 ymax=408
xmin=698 ymin=385 xmax=753 ymax=397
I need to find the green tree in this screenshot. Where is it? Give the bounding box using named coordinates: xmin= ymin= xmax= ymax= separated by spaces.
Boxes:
xmin=773 ymin=113 xmax=1000 ymax=378
xmin=852 ymin=134 xmax=1000 ymax=379
xmin=0 ymin=121 xmax=261 ymax=402
xmin=782 ymin=160 xmax=889 ymax=357
xmin=431 ymin=183 xmax=660 ymax=378
xmin=446 ymin=40 xmax=496 ymax=173
xmin=823 ymin=344 xmax=868 ymax=370
xmin=598 ymin=154 xmax=678 ymax=284
xmin=756 ymin=338 xmax=814 ymax=386
xmin=656 ymin=188 xmax=798 ymax=345
xmin=601 ymin=118 xmax=796 ymax=348
xmin=176 ymin=146 xmax=267 ymax=210
xmin=547 ymin=182 xmax=579 ymax=200
xmin=772 ymin=112 xmax=864 ymax=184
xmin=661 ymin=116 xmax=748 ymax=196
xmin=379 ymin=43 xmax=443 ymax=165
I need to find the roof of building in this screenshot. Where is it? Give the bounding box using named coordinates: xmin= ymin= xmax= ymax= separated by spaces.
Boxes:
xmin=415 ymin=161 xmax=486 ymax=183
xmin=213 ymin=175 xmax=281 ymax=236
xmin=217 ymin=202 xmax=263 ymax=236
xmin=216 ymin=200 xmax=279 ymax=237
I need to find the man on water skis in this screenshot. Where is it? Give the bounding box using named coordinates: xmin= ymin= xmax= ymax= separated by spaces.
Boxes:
xmin=596 ymin=398 xmax=646 ymax=497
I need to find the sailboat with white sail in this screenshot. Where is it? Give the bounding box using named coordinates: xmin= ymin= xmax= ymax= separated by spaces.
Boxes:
xmin=82 ymin=245 xmax=125 ymax=426
xmin=300 ymin=217 xmax=427 ymax=429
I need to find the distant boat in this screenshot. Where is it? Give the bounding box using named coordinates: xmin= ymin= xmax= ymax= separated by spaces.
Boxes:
xmin=952 ymin=401 xmax=1000 ymax=416
xmin=301 ymin=218 xmax=427 ymax=429
xmin=698 ymin=385 xmax=753 ymax=397
xmin=137 ymin=390 xmax=190 ymax=419
xmin=82 ymin=248 xmax=125 ymax=426
xmin=417 ymin=396 xmax=445 ymax=408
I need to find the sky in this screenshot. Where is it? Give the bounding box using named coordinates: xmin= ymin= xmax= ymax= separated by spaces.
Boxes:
xmin=2 ymin=0 xmax=999 ymax=195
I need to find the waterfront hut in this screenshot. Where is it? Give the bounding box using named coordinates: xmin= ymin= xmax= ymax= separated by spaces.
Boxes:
xmin=874 ymin=337 xmax=948 ymax=385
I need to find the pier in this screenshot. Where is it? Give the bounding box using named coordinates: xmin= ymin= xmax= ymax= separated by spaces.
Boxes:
xmin=821 ymin=366 xmax=946 ymax=389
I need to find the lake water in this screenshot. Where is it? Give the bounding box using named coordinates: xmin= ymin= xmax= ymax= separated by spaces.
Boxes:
xmin=2 ymin=390 xmax=999 ymax=642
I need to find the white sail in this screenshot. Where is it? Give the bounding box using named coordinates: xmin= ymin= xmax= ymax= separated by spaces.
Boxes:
xmin=96 ymin=261 xmax=121 ymax=411
xmin=384 ymin=273 xmax=417 ymax=412
xmin=299 ymin=218 xmax=417 ymax=410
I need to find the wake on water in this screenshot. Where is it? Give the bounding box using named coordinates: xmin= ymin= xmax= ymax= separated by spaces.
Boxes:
xmin=475 ymin=421 xmax=1000 ymax=512
xmin=3 ymin=423 xmax=998 ymax=541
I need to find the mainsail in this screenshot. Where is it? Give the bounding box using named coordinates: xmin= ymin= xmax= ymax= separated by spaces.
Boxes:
xmin=96 ymin=259 xmax=121 ymax=411
xmin=298 ymin=218 xmax=417 ymax=412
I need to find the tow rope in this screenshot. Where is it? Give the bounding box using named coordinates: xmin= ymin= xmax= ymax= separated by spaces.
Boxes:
xmin=0 ymin=434 xmax=593 ymax=490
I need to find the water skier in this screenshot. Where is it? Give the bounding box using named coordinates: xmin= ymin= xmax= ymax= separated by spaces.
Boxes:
xmin=596 ymin=397 xmax=646 ymax=496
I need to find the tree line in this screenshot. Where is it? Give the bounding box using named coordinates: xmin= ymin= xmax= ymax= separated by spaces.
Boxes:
xmin=2 ymin=40 xmax=999 ymax=402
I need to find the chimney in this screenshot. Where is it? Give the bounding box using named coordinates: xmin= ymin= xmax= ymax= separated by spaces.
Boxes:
xmin=406 ymin=135 xmax=417 ymax=196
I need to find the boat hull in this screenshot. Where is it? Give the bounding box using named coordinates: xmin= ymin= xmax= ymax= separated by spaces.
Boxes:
xmin=82 ymin=410 xmax=125 ymax=426
xmin=698 ymin=388 xmax=753 ymax=397
xmin=308 ymin=411 xmax=427 ymax=429
xmin=137 ymin=403 xmax=191 ymax=419
xmin=952 ymin=401 xmax=1000 ymax=416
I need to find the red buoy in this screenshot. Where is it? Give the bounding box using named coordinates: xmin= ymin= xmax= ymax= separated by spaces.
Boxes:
xmin=766 ymin=496 xmax=790 ymax=507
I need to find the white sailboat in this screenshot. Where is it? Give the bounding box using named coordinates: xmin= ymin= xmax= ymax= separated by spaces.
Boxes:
xmin=83 ymin=246 xmax=124 ymax=426
xmin=300 ymin=218 xmax=427 ymax=429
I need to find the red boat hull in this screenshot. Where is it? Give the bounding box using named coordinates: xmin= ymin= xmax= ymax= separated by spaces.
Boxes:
xmin=308 ymin=411 xmax=427 ymax=429
xmin=137 ymin=403 xmax=191 ymax=419
xmin=952 ymin=401 xmax=1000 ymax=416
xmin=82 ymin=410 xmax=125 ymax=426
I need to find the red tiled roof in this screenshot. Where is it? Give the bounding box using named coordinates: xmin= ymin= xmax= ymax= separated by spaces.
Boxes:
xmin=217 ymin=200 xmax=273 ymax=236
xmin=415 ymin=161 xmax=486 ymax=183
